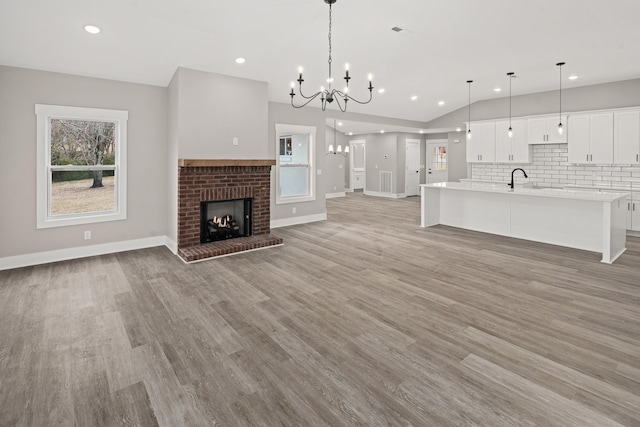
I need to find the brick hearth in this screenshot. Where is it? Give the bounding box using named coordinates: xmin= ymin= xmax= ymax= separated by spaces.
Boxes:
xmin=177 ymin=159 xmax=283 ymax=262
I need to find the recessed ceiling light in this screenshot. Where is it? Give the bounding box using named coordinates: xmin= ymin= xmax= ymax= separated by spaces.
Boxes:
xmin=380 ymin=130 xmax=385 ymax=133
xmin=84 ymin=25 xmax=101 ymax=34
xmin=337 ymin=122 xmax=343 ymax=126
xmin=569 ymin=75 xmax=578 ymax=80
xmin=494 ymin=87 xmax=502 ymax=92
xmin=348 ymin=132 xmax=353 ymax=136
xmin=410 ymin=95 xmax=418 ymax=101
xmin=419 ymin=130 xmax=424 ymax=134
xmin=438 ymin=100 xmax=445 ymax=106
xmin=456 ymin=127 xmax=462 ymax=132
xmin=235 ymin=57 xmax=246 ymax=64
xmin=378 ymin=88 xmax=385 ymax=94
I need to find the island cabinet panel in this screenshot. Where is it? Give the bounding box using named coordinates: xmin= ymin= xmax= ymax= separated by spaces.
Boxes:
xmin=420 ymin=182 xmax=628 ymax=264
xmin=466 ymin=122 xmax=496 ymax=163
xmin=614 ymin=109 xmax=640 ymax=165
xmin=495 ymin=120 xmax=530 ymax=163
xmin=568 ymin=112 xmax=614 ymax=164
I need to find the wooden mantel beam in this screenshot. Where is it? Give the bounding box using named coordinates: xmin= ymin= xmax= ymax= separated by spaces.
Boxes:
xmin=178 ymin=159 xmax=276 ymax=167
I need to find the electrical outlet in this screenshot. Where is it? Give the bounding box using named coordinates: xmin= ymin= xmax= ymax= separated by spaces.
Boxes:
xmin=84 ymin=231 xmax=91 ymax=240
xmin=232 ymin=137 xmax=239 ymax=146
xmin=292 ymin=207 xmax=297 ymax=214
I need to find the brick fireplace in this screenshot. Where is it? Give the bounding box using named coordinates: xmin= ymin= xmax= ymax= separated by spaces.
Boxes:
xmin=177 ymin=159 xmax=283 ymax=262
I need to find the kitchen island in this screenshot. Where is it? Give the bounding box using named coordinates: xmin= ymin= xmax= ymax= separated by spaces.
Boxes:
xmin=420 ymin=182 xmax=629 ymax=263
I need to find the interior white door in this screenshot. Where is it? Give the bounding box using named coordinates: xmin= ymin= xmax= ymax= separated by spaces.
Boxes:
xmin=350 ymin=140 xmax=366 ymax=191
xmin=405 ymin=139 xmax=420 ymax=196
xmin=427 ymin=141 xmax=449 ymax=183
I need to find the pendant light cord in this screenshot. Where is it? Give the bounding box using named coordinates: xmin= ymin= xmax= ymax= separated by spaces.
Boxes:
xmin=509 ymin=74 xmax=512 ymax=127
xmin=558 ymin=63 xmax=564 ymax=123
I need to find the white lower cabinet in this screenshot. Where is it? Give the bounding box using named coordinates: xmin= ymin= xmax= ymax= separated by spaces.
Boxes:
xmin=630 ymin=192 xmax=640 ymax=232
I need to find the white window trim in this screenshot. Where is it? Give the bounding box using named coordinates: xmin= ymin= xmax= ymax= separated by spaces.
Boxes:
xmin=275 ymin=124 xmax=316 ymax=205
xmin=35 ymin=104 xmax=128 ymax=229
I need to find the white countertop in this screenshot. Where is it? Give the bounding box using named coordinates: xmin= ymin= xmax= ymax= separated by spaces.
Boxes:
xmin=421 ymin=181 xmax=629 ymax=202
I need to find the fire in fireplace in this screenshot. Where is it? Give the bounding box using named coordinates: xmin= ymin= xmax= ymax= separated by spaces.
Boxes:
xmin=200 ymin=198 xmax=252 ymax=243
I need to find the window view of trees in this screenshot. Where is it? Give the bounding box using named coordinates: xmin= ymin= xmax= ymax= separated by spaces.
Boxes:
xmin=36 ymin=104 xmax=127 ymax=227
xmin=51 ymin=119 xmax=115 ymax=188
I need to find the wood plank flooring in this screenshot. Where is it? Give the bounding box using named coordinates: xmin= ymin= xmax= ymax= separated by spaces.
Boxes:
xmin=1 ymin=192 xmax=640 ymax=426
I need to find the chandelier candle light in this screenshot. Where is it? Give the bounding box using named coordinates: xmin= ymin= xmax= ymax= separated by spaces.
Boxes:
xmin=290 ymin=0 xmax=374 ymax=112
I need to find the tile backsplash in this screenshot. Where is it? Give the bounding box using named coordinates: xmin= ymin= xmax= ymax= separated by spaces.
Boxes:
xmin=472 ymin=144 xmax=640 ymax=190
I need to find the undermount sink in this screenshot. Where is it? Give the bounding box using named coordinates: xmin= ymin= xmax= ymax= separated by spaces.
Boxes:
xmin=523 ymin=182 xmax=556 ymax=189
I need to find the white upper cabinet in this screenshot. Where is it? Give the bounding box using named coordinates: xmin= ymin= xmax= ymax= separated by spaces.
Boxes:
xmin=495 ymin=120 xmax=530 ymax=163
xmin=613 ymin=109 xmax=640 ymax=165
xmin=568 ymin=112 xmax=613 ymax=164
xmin=527 ymin=115 xmax=567 ymax=144
xmin=466 ymin=121 xmax=496 ymax=163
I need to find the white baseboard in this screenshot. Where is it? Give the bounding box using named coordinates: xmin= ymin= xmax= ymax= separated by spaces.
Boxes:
xmin=325 ymin=192 xmax=346 ymax=199
xmin=0 ymin=236 xmax=167 ymax=271
xmin=271 ymin=212 xmax=327 ymax=229
xmin=165 ymin=236 xmax=178 ymax=254
xmin=364 ymin=191 xmax=408 ymax=199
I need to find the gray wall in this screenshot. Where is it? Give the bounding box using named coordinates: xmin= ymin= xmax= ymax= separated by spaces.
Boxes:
xmin=427 ymin=78 xmax=640 ymax=130
xmin=166 ymin=70 xmax=180 ymax=249
xmin=0 ymin=65 xmax=168 ymax=258
xmin=358 ymin=133 xmax=399 ymax=193
xmin=175 ymin=68 xmax=269 ymax=159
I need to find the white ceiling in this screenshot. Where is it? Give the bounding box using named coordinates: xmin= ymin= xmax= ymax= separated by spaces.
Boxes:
xmin=1 ymin=0 xmax=639 ymax=124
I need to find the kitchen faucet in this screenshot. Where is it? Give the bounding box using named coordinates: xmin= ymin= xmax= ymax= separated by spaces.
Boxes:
xmin=509 ymin=168 xmax=528 ymax=189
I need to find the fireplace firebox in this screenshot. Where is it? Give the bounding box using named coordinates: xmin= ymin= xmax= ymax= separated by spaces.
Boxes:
xmin=200 ymin=198 xmax=252 ymax=243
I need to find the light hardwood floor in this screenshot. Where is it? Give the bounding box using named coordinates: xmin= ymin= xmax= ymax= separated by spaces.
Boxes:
xmin=1 ymin=192 xmax=640 ymax=426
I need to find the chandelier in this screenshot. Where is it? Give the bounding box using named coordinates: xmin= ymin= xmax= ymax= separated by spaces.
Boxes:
xmin=289 ymin=0 xmax=373 ymax=112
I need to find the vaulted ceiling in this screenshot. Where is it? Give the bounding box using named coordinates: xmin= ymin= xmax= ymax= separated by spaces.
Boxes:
xmin=1 ymin=0 xmax=639 ymax=124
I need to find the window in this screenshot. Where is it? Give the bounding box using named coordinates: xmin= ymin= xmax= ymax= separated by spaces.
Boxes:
xmin=275 ymin=124 xmax=316 ymax=204
xmin=36 ymin=104 xmax=128 ymax=228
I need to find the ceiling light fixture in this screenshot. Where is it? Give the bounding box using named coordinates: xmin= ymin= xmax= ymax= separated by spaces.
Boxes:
xmin=84 ymin=25 xmax=101 ymax=34
xmin=507 ymin=72 xmax=515 ymax=138
xmin=290 ymin=0 xmax=373 ymax=112
xmin=411 ymin=95 xmax=418 ymax=101
xmin=556 ymin=62 xmax=565 ymax=135
xmin=494 ymin=87 xmax=502 ymax=93
xmin=466 ymin=80 xmax=473 ymax=140
xmin=327 ymin=119 xmax=349 ymax=155
xmin=438 ymin=100 xmax=445 ymax=106
xmin=378 ymin=88 xmax=385 ymax=94
xmin=235 ymin=57 xmax=246 ymax=64
xmin=569 ymin=74 xmax=578 ymax=80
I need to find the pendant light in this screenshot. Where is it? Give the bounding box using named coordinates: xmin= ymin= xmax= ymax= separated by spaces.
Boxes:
xmin=327 ymin=119 xmax=349 ymax=156
xmin=507 ymin=72 xmax=514 ymax=138
xmin=466 ymin=80 xmax=473 ymax=140
xmin=556 ymin=62 xmax=565 ymax=135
